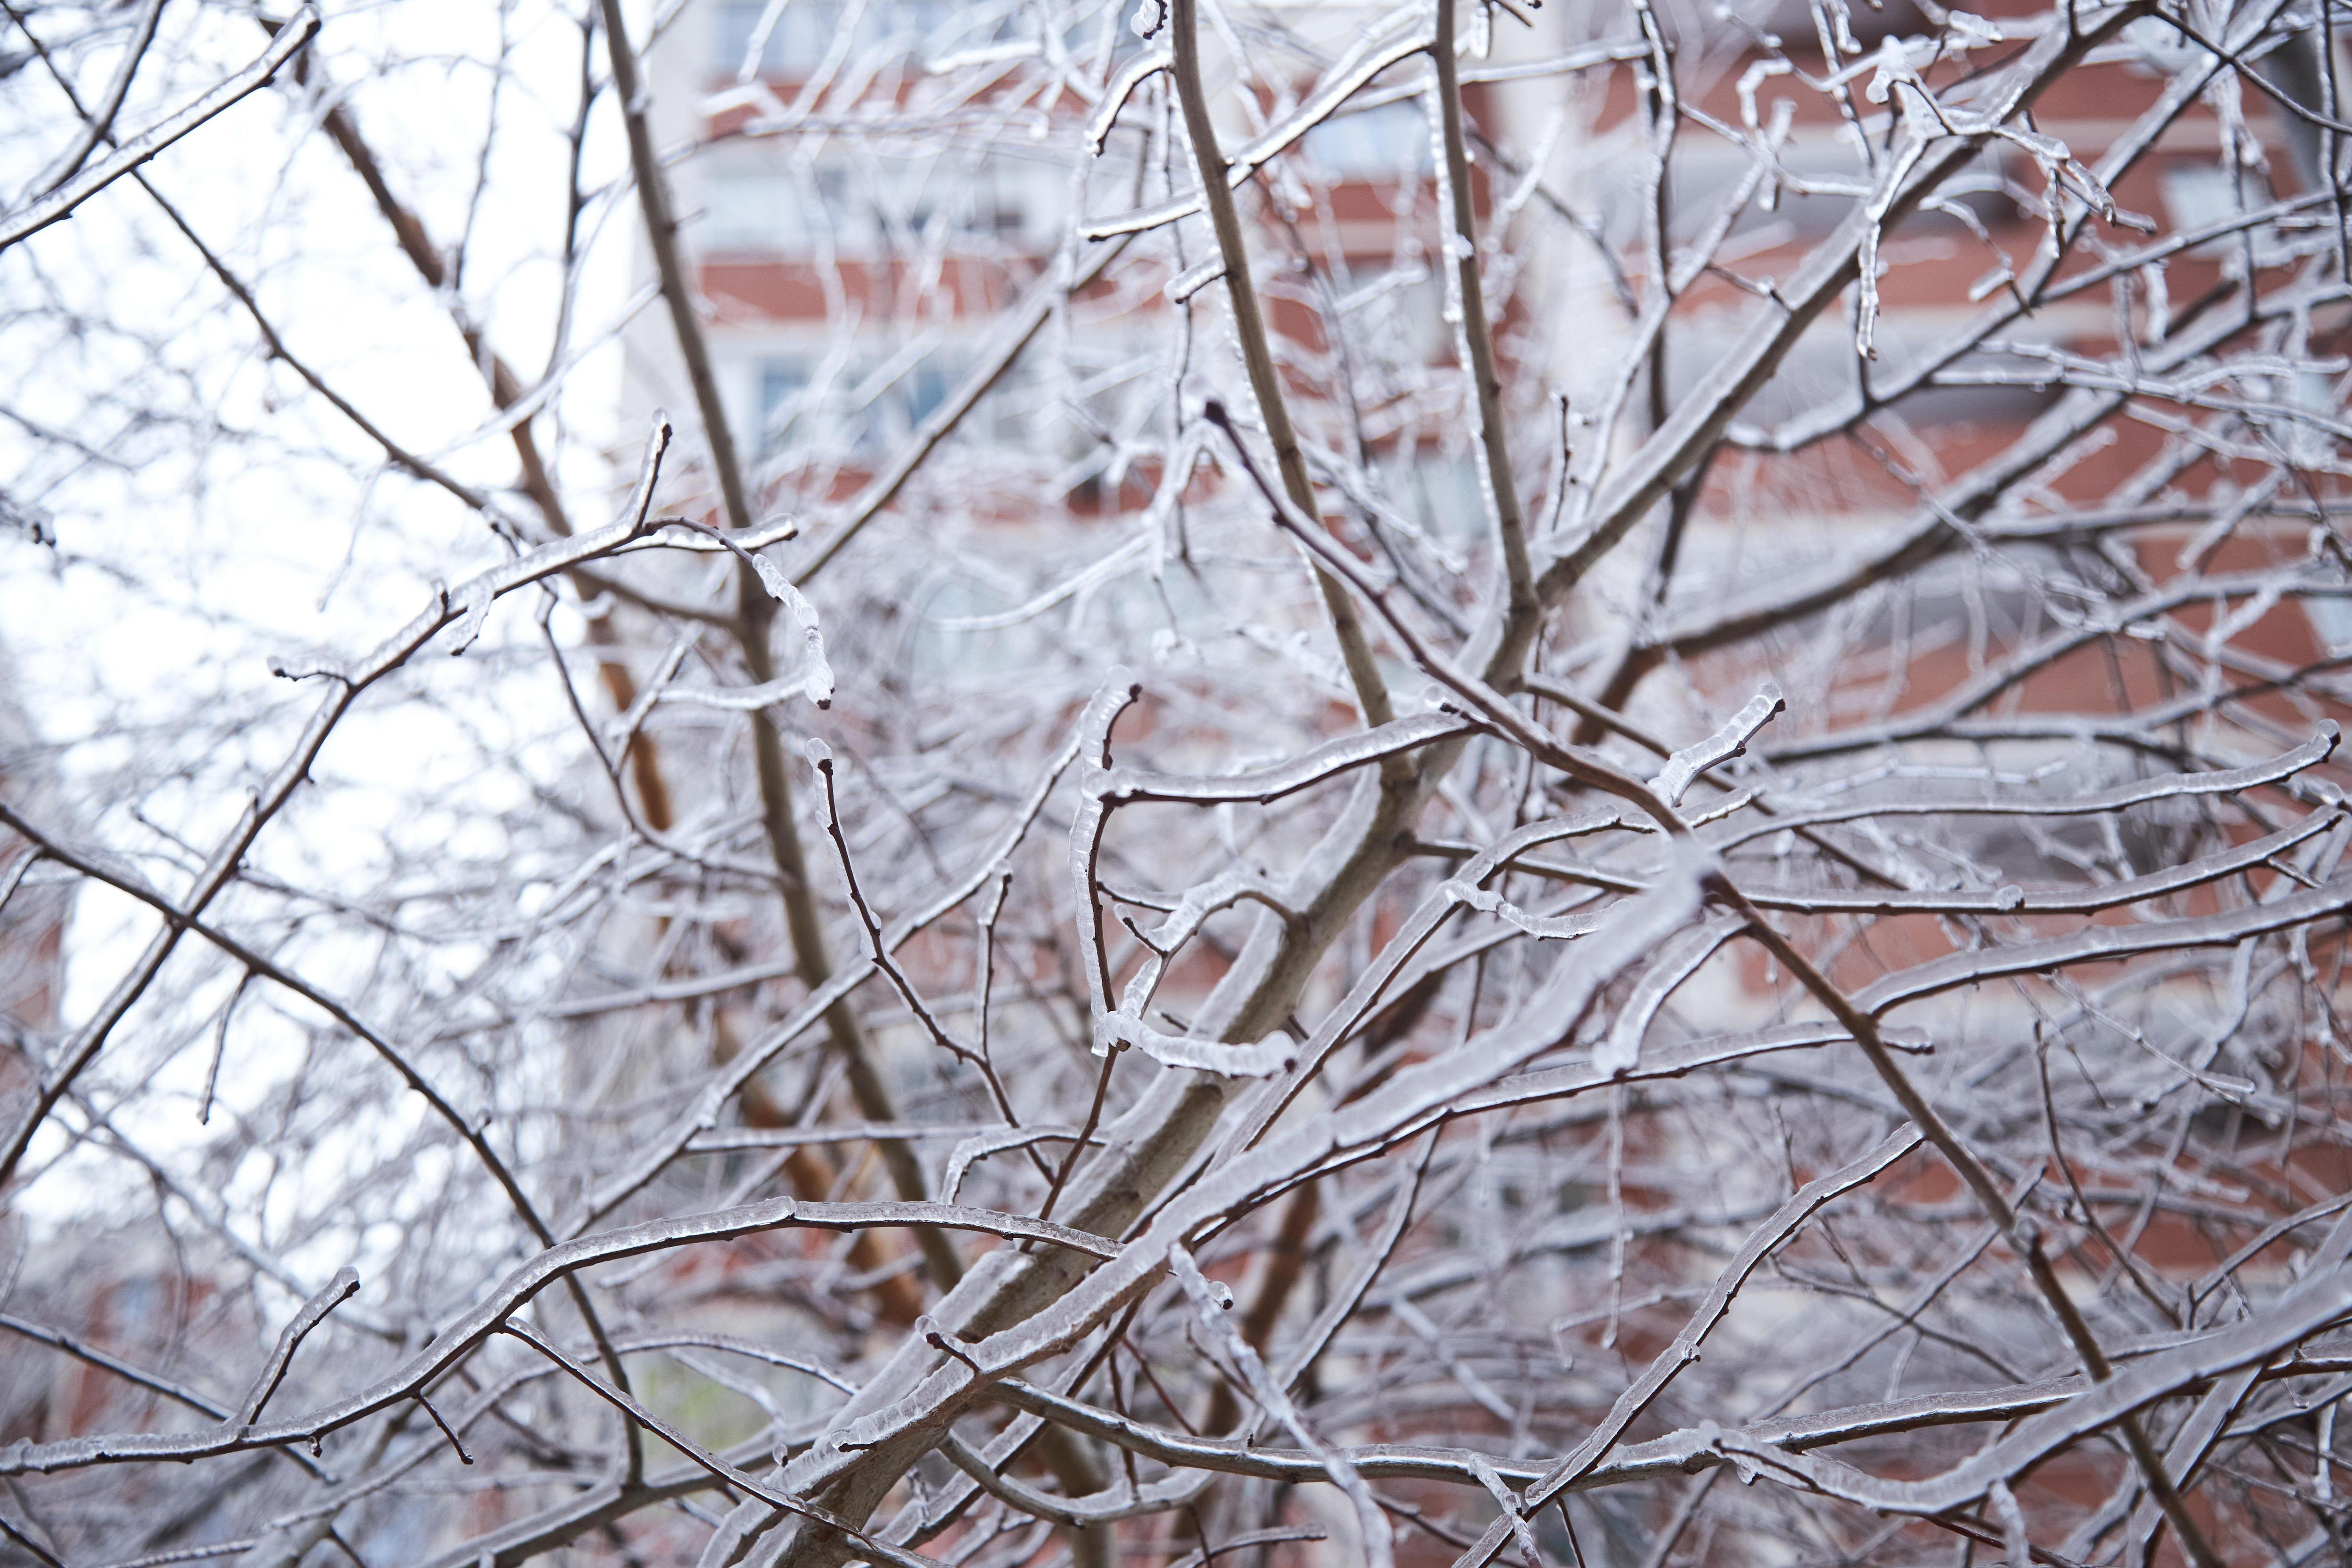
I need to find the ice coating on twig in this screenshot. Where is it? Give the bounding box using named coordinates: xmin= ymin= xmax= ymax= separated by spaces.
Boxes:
xmin=1443 ymin=879 xmax=1605 ymax=941
xmin=941 ymin=1124 xmax=1085 ymax=1204
xmin=1103 ymin=712 xmax=1477 ymax=805
xmin=234 ymin=1266 xmax=359 ymax=1428
xmin=1648 ymin=682 xmax=1783 ymax=807
xmin=761 ymin=569 xmax=834 ymax=708
xmin=1092 ymin=1011 xmax=1296 ymax=1076
xmin=1595 ymin=912 xmax=1748 ymax=1075
xmin=1170 ymin=1245 xmax=1397 ymax=1568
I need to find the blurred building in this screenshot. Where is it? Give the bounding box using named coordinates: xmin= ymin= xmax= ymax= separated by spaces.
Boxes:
xmin=612 ymin=0 xmax=2352 ymax=1120
xmin=1603 ymin=4 xmax=2348 ymax=719
xmin=623 ymin=0 xmax=1577 ymax=565
xmin=624 ymin=0 xmax=2345 ymax=655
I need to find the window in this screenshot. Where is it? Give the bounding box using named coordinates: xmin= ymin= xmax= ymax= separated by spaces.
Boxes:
xmin=2308 ymin=594 xmax=2352 ymax=652
xmin=2161 ymin=164 xmax=2243 ymax=231
xmin=693 ymin=161 xmax=1045 ymax=257
xmin=757 ymin=358 xmax=812 ymax=454
xmin=700 ymin=171 xmax=809 ymax=252
xmin=712 ymin=0 xmax=971 ymax=78
xmin=2161 ymin=161 xmax=2293 ymax=263
xmin=1405 ymin=453 xmax=1484 ymax=542
xmin=713 ymin=0 xmax=834 ymax=77
xmin=756 ymin=352 xmax=962 ymax=458
xmin=1303 ymin=101 xmax=1430 ymax=180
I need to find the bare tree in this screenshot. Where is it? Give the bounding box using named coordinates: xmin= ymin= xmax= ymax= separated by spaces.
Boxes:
xmin=3 ymin=0 xmax=2352 ymax=1564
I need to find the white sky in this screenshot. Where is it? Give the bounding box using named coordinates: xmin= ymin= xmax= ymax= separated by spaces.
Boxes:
xmin=0 ymin=0 xmax=662 ymax=1248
